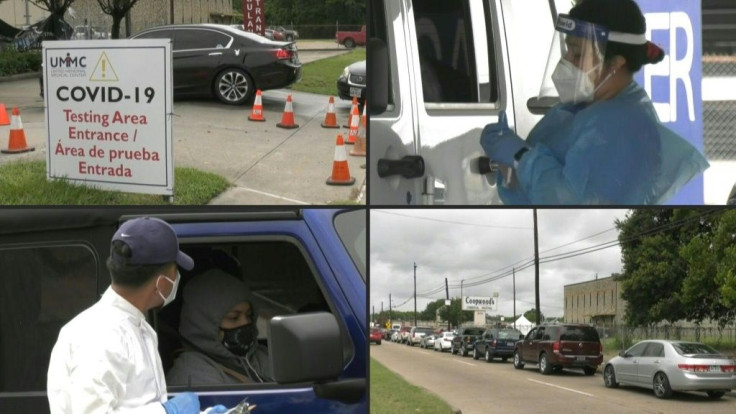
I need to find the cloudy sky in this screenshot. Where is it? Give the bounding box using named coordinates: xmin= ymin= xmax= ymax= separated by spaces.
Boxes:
xmin=370 ymin=209 xmax=631 ymax=319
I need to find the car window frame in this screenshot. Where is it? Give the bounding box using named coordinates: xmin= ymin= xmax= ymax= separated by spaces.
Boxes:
xmin=172 ymin=27 xmax=234 ymax=52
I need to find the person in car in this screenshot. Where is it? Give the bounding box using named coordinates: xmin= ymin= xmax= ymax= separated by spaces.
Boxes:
xmin=47 ymin=217 xmax=224 ymax=414
xmin=166 ymin=269 xmax=271 ymax=385
xmin=480 ymin=0 xmax=708 ymax=204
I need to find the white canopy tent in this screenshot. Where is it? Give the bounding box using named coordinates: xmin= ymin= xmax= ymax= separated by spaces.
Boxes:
xmin=513 ymin=315 xmax=535 ymax=335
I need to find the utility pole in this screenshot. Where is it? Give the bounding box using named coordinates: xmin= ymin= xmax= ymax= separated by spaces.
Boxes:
xmin=413 ymin=262 xmax=418 ymax=326
xmin=533 ymin=209 xmax=541 ymax=325
xmin=513 ymin=267 xmax=516 ymax=330
xmin=461 ymin=279 xmax=464 ymax=300
xmin=445 ymin=278 xmax=451 ymax=331
xmin=389 ymin=293 xmax=392 ymax=323
xmin=372 ymin=305 xmax=375 ymax=326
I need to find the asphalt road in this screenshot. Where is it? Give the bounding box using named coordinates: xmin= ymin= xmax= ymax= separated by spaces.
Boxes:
xmin=0 ymin=48 xmax=364 ymax=205
xmin=371 ymin=341 xmax=736 ymax=414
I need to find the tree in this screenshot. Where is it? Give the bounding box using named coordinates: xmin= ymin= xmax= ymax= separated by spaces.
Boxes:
xmin=96 ymin=0 xmax=142 ymax=39
xmin=523 ymin=308 xmax=544 ymax=323
xmin=30 ymin=0 xmax=75 ymax=38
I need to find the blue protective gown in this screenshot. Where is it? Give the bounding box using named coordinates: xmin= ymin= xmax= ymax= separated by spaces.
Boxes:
xmin=498 ymin=81 xmax=709 ymax=205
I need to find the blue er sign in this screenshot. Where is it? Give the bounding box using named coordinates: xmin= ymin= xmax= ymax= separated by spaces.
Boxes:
xmin=634 ymin=0 xmax=704 ymax=204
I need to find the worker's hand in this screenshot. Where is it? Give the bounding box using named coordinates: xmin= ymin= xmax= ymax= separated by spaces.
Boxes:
xmin=162 ymin=392 xmax=200 ymax=414
xmin=202 ymin=405 xmax=229 ymax=414
xmin=480 ymin=110 xmax=527 ymax=167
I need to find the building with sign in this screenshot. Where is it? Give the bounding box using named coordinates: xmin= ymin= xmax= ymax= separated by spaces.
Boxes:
xmin=563 ymin=276 xmax=626 ymax=327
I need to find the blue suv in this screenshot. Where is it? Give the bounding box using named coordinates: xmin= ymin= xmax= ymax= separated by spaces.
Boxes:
xmin=0 ymin=208 xmax=366 ymax=413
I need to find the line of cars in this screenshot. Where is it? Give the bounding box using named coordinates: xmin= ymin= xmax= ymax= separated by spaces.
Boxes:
xmin=387 ymin=323 xmax=736 ymax=400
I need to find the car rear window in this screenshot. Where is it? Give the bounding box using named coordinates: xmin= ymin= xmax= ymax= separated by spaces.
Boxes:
xmin=416 ymin=327 xmax=434 ymax=334
xmin=673 ymin=342 xmax=721 ymax=356
xmin=560 ymin=326 xmax=600 ymax=342
xmin=464 ymin=328 xmax=484 ymax=335
xmin=498 ymin=330 xmax=523 ymax=340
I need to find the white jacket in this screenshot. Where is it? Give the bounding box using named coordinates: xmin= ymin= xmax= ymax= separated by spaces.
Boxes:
xmin=48 ymin=287 xmax=167 ymax=414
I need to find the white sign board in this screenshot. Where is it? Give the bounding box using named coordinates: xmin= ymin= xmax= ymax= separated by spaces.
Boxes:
xmin=462 ymin=296 xmax=496 ymax=311
xmin=43 ymin=40 xmax=173 ymax=195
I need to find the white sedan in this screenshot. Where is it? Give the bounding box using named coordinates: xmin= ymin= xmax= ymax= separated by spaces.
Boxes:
xmin=434 ymin=332 xmax=455 ymax=352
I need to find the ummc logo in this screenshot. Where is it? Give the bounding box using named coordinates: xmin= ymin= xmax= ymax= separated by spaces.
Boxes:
xmin=49 ymin=53 xmax=87 ymax=68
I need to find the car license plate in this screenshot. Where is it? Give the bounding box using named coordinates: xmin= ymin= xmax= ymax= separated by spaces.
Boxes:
xmin=350 ymin=87 xmax=362 ymax=97
xmin=576 ymin=356 xmax=586 ymax=361
xmin=507 ymin=342 xmax=515 ymax=346
xmin=710 ymin=366 xmax=721 ymax=372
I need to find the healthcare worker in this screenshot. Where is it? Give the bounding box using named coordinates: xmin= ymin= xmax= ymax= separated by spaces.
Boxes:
xmin=47 ymin=217 xmax=227 ymax=414
xmin=481 ymin=0 xmax=709 ymax=204
xmin=167 ymin=269 xmax=271 ymax=386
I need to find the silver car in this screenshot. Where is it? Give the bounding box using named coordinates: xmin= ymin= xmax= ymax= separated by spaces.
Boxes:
xmin=603 ymin=340 xmax=736 ymax=399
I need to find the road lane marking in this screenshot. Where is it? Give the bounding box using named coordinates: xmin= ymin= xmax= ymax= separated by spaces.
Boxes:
xmin=454 ymin=360 xmax=475 ymax=367
xmin=527 ymin=378 xmax=594 ymax=397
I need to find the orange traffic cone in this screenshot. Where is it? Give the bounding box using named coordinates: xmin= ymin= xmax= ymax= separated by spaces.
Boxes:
xmin=1 ymin=107 xmax=35 ymax=154
xmin=0 ymin=104 xmax=9 ymax=126
xmin=248 ymin=90 xmax=265 ymax=122
xmin=276 ymin=95 xmax=299 ymax=129
xmin=326 ymin=134 xmax=355 ymax=186
xmin=349 ymin=105 xmax=366 ymax=157
xmin=344 ymin=97 xmax=358 ymax=128
xmin=321 ymin=96 xmax=340 ymax=128
xmin=345 ymin=103 xmax=360 ymax=145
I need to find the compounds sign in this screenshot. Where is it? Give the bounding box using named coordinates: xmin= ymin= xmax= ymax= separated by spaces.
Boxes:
xmin=243 ymin=0 xmax=265 ymax=36
xmin=462 ymin=296 xmax=496 ymax=311
xmin=43 ymin=40 xmax=173 ymax=196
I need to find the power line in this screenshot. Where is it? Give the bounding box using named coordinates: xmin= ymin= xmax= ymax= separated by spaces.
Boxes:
xmin=374 ymin=210 xmax=533 ymax=230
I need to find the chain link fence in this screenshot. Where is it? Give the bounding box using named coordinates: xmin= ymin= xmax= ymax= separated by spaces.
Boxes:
xmin=703 ymin=55 xmax=736 ymax=162
xmin=598 ymin=324 xmax=736 ymax=350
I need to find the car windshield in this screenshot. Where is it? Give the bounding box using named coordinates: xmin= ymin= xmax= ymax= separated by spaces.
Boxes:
xmin=560 ymin=326 xmax=600 ymax=342
xmin=498 ymin=330 xmax=523 ymax=340
xmin=672 ymin=342 xmax=722 ymax=356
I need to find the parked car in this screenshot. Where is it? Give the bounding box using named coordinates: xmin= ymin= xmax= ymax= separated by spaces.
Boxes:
xmin=337 ymin=60 xmax=366 ymax=103
xmin=473 ymin=328 xmax=524 ymax=363
xmin=408 ymin=326 xmax=434 ymax=346
xmin=419 ymin=333 xmax=437 ymax=349
xmin=335 ymin=25 xmax=365 ymax=49
xmin=370 ymin=328 xmax=383 ymax=345
xmin=130 ymin=24 xmax=301 ymax=105
xmin=391 ymin=330 xmax=402 ymax=342
xmin=603 ymin=340 xmax=736 ymax=399
xmin=434 ymin=331 xmax=455 ymax=352
xmin=270 ymin=26 xmax=298 ymax=41
xmin=514 ymin=324 xmax=603 ymax=376
xmin=384 ymin=328 xmax=398 ymax=340
xmin=0 ymin=208 xmax=366 ymax=412
xmin=451 ymin=327 xmax=485 ymax=357
xmin=399 ymin=326 xmax=413 ymax=344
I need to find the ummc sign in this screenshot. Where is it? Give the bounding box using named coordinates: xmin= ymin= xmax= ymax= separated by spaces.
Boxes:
xmin=243 ymin=0 xmax=265 ymax=36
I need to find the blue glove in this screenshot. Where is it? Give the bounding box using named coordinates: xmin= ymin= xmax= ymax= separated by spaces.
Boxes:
xmin=162 ymin=392 xmax=200 ymax=414
xmin=203 ymin=406 xmax=229 ymax=414
xmin=480 ymin=110 xmax=527 ymax=166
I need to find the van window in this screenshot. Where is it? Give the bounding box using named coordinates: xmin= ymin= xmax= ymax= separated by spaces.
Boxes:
xmin=413 ymin=0 xmax=497 ymax=104
xmin=0 ymin=245 xmax=98 ymax=394
xmin=560 ymin=326 xmax=600 ymax=342
xmin=334 ymin=209 xmax=366 ymax=281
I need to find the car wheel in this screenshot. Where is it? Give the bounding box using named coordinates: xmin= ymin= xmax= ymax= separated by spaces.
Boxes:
xmin=344 ymin=38 xmax=355 ymax=49
xmin=653 ymin=372 xmax=673 ymax=399
xmin=539 ymin=353 xmax=552 ymax=375
xmin=451 ymin=344 xmax=456 ymax=355
xmin=377 ymin=341 xmax=381 ymax=345
xmin=706 ymin=391 xmax=725 ymax=399
xmin=472 ymin=347 xmax=478 ymax=360
xmin=460 ymin=347 xmax=467 ymax=357
xmin=214 ymin=68 xmax=253 ymax=105
xmin=583 ymin=366 xmax=596 ymax=376
xmin=603 ymin=365 xmax=619 ymax=388
xmin=513 ymin=350 xmax=524 ymax=369
xmin=485 ymin=349 xmax=492 ymax=363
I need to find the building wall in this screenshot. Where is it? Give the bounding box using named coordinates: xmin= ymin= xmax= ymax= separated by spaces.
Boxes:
xmin=0 ymin=0 xmax=49 ymax=28
xmin=564 ymin=277 xmax=626 ymax=327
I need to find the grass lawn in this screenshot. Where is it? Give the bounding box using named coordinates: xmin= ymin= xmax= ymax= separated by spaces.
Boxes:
xmin=0 ymin=160 xmax=230 ymax=205
xmin=290 ymin=48 xmax=366 ymax=96
xmin=371 ymin=358 xmax=457 ymax=414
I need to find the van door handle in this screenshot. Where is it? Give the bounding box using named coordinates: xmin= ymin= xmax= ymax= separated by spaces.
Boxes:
xmin=208 ymin=52 xmax=223 ymax=56
xmin=377 ymin=156 xmax=424 ymax=179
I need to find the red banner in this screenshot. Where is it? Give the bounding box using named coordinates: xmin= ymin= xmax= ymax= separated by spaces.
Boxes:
xmin=242 ymin=0 xmax=266 ymax=36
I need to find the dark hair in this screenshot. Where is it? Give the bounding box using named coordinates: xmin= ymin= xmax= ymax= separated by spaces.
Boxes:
xmin=106 ymin=240 xmax=172 ymax=288
xmin=570 ymin=0 xmax=664 ymax=72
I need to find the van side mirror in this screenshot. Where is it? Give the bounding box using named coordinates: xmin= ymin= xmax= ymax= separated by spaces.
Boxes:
xmin=367 ymin=38 xmax=388 ymax=115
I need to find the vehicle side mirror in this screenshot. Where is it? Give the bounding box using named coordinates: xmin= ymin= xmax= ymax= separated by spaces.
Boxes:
xmin=367 ymin=38 xmax=388 ymax=115
xmin=618 ymin=350 xmax=628 ymax=358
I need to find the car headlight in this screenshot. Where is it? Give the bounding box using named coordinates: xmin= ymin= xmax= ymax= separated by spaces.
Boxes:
xmin=341 ymin=66 xmax=350 ymax=79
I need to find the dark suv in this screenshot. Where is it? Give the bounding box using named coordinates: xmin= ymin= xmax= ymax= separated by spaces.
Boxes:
xmin=513 ymin=324 xmax=603 ymax=375
xmin=451 ymin=327 xmax=485 ymax=357
xmin=473 ymin=328 xmax=524 ymax=363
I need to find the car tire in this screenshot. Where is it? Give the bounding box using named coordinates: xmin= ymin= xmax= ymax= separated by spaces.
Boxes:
xmin=539 ymin=353 xmax=552 ymax=375
xmin=451 ymin=344 xmax=456 ymax=355
xmin=653 ymin=372 xmax=673 ymax=399
xmin=214 ymin=68 xmax=254 ymax=105
xmin=344 ymin=38 xmax=355 ymax=49
xmin=377 ymin=341 xmax=381 ymax=345
xmin=513 ymin=350 xmax=524 ymax=369
xmin=583 ymin=366 xmax=596 ymax=376
xmin=473 ymin=347 xmax=479 ymax=360
xmin=603 ymin=365 xmax=619 ymax=388
xmin=485 ymin=349 xmax=492 ymax=363
xmin=460 ymin=347 xmax=467 ymax=357
xmin=706 ymin=391 xmax=725 ymax=399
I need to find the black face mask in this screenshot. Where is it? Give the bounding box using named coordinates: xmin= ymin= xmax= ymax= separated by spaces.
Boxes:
xmin=221 ymin=324 xmax=257 ymax=357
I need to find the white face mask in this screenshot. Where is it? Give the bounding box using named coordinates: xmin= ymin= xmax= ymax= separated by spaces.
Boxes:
xmin=157 ymin=271 xmax=180 ymax=307
xmin=551 ymin=59 xmax=614 ymax=104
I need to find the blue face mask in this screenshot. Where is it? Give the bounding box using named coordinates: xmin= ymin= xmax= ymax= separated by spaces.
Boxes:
xmin=221 ymin=324 xmax=257 ymax=356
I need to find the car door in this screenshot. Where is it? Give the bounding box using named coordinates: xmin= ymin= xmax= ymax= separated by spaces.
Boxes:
xmin=636 ymin=342 xmax=665 ymax=386
xmin=521 ymin=327 xmax=538 ymax=362
xmin=172 ymin=28 xmax=231 ymax=95
xmin=616 ymin=342 xmax=650 ymax=384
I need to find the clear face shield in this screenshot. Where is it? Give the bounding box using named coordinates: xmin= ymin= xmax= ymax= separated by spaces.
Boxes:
xmin=539 ymin=14 xmax=610 ymax=104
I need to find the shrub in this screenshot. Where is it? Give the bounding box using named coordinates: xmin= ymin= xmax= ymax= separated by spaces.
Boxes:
xmin=0 ymin=48 xmax=42 ymax=76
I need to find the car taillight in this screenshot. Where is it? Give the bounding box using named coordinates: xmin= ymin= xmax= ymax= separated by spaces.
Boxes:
xmin=600 ymin=343 xmax=604 ymax=354
xmin=274 ymin=49 xmax=291 ymax=60
xmin=678 ymin=364 xmax=717 ymax=373
xmin=492 ymin=340 xmax=497 ymax=347
xmin=553 ymin=340 xmax=561 ymax=352
xmin=722 ymin=365 xmax=736 ymax=373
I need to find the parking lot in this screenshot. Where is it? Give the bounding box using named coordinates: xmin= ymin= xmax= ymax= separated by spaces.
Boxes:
xmin=372 ymin=340 xmax=736 ymax=414
xmin=0 ymin=45 xmax=365 ymax=205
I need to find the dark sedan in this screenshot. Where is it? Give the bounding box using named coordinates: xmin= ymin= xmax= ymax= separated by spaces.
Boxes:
xmin=473 ymin=328 xmax=524 ymax=363
xmin=131 ymin=24 xmax=302 ymax=105
xmin=337 ymin=60 xmax=366 ymax=103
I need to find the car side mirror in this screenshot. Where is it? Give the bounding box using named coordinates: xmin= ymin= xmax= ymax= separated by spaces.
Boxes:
xmin=618 ymin=350 xmax=629 ymax=358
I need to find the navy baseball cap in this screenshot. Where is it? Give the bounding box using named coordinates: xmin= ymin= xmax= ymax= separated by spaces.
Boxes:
xmin=111 ymin=217 xmax=194 ymax=270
